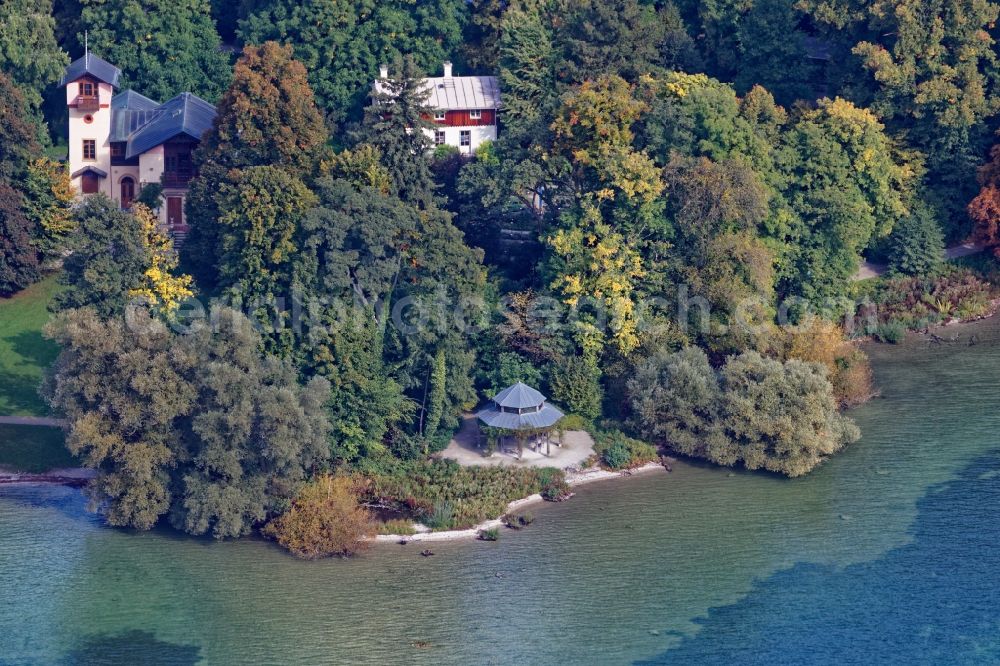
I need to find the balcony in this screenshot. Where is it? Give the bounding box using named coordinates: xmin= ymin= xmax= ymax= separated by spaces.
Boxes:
xmin=161 ymin=170 xmax=194 ymax=188
xmin=76 ymin=96 xmax=100 ymax=112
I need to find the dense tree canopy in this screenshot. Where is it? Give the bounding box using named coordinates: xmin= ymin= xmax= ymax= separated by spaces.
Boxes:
xmin=803 ymin=0 xmax=1000 ymax=235
xmin=780 ymin=98 xmax=912 ymax=298
xmin=44 ymin=306 xmax=331 ymax=535
xmin=0 ymin=0 xmax=67 ymax=113
xmin=54 ymin=196 xmax=148 ymax=318
xmin=80 ymin=0 xmax=231 ymax=102
xmin=237 ymin=0 xmax=468 ymax=126
xmin=0 ymin=183 xmax=40 ymax=296
xmin=25 ymin=0 xmax=1000 ymax=546
xmin=183 ymin=41 xmax=329 ymax=290
xmin=629 ymin=347 xmax=859 ymax=476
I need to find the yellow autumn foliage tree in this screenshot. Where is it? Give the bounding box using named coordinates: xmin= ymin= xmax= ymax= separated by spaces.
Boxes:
xmin=551 ymin=75 xmax=664 ymax=204
xmin=547 ymin=202 xmax=646 ymax=356
xmin=128 ymin=203 xmax=194 ymax=314
xmin=781 ymin=317 xmax=874 ymax=408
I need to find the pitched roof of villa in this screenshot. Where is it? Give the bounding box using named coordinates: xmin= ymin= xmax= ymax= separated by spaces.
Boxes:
xmin=108 ymin=91 xmax=217 ymax=159
xmin=60 ymin=53 xmax=122 ymax=88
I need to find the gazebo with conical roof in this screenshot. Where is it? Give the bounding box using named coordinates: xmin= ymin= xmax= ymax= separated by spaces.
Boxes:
xmin=476 ymin=382 xmax=564 ymax=457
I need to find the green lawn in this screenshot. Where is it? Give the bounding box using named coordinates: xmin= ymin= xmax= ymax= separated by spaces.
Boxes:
xmin=0 ymin=275 xmax=61 ymax=416
xmin=0 ymin=425 xmax=76 ymax=473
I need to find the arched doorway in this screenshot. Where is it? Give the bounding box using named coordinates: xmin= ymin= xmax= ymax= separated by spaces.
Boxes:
xmin=120 ymin=177 xmax=135 ymax=209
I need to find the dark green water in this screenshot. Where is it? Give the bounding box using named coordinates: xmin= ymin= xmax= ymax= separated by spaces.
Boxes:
xmin=2 ymin=320 xmax=1000 ymax=665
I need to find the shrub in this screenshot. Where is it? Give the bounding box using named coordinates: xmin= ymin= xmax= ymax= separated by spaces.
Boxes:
xmin=547 ymin=355 xmax=603 ymax=419
xmin=592 ymin=430 xmax=660 ymax=470
xmin=857 ymin=269 xmax=996 ymax=332
xmin=601 ymin=441 xmax=632 ymax=469
xmin=874 ymin=321 xmax=906 ymax=344
xmin=628 ymin=348 xmax=859 ymax=477
xmin=262 ymin=475 xmax=375 ymax=559
xmin=627 ymin=347 xmax=723 ymax=459
xmin=503 ymin=511 xmax=534 ymax=529
xmin=781 ymin=318 xmax=874 ymax=407
xmin=376 ymin=518 xmax=416 ymax=536
xmin=424 ymin=500 xmax=456 ymax=531
xmin=537 ymin=467 xmax=571 ymax=501
xmin=713 ymin=352 xmax=860 ymax=477
xmin=886 ymin=202 xmax=944 ymax=276
xmin=358 ymin=460 xmax=568 ymax=529
xmin=557 ymin=414 xmax=592 ymax=433
xmin=478 ymin=528 xmax=499 ymax=541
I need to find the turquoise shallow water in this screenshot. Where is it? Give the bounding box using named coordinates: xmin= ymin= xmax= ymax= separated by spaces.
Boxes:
xmin=2 ymin=319 xmax=1000 ymax=665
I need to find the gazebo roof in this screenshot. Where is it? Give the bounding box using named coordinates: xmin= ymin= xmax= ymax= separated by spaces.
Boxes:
xmin=476 ymin=403 xmax=565 ymax=430
xmin=491 ymin=382 xmax=545 ymax=409
xmin=476 ymin=381 xmax=564 ymax=431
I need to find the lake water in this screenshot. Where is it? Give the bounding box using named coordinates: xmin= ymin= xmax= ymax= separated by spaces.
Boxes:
xmin=2 ymin=320 xmax=1000 ymax=665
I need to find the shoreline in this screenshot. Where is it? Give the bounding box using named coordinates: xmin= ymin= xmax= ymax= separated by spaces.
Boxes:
xmin=373 ymin=461 xmax=667 ymax=544
xmin=0 ymin=466 xmax=94 ymax=487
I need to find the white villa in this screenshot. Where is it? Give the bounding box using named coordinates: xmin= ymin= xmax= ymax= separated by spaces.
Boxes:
xmin=60 ymin=53 xmax=216 ymax=236
xmin=376 ymin=62 xmax=500 ymax=154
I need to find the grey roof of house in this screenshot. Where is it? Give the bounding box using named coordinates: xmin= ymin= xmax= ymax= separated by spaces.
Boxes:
xmin=60 ymin=54 xmax=122 ymax=87
xmin=374 ymin=75 xmax=501 ymax=110
xmin=422 ymin=75 xmax=500 ymax=110
xmin=110 ymin=91 xmax=163 ymax=142
xmin=492 ymin=382 xmax=546 ymax=409
xmin=476 ymin=403 xmax=565 ymax=430
xmin=107 ymin=92 xmax=217 ymax=159
xmin=113 ymin=90 xmax=160 ymax=111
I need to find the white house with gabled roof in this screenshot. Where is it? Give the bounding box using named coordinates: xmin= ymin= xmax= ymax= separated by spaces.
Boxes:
xmin=375 ymin=62 xmax=501 ymax=154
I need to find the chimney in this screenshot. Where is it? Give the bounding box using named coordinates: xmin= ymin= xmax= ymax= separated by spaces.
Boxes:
xmin=443 ymin=61 xmax=453 ymax=78
xmin=379 ymin=64 xmax=388 ymax=79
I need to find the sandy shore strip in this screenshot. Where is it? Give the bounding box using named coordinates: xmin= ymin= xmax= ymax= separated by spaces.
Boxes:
xmin=0 ymin=466 xmax=95 ymax=486
xmin=373 ymin=462 xmax=667 ymax=544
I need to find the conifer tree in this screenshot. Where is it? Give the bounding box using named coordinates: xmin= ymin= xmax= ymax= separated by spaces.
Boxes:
xmin=359 ymin=56 xmax=437 ymax=207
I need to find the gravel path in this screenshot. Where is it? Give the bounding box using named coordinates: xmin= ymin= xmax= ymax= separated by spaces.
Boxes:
xmin=440 ymin=414 xmax=597 ymax=469
xmin=852 ymin=242 xmax=984 ymax=281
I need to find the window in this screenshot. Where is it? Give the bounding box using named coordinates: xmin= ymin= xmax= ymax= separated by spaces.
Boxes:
xmin=110 ymin=143 xmax=125 ymax=159
xmin=82 ymin=140 xmax=96 ymax=160
xmin=460 ymin=130 xmax=471 ymax=147
xmin=434 ymin=130 xmax=446 ymax=145
xmin=81 ymin=172 xmax=99 ymax=194
xmin=433 ymin=110 xmax=446 ymax=122
xmin=469 ymin=109 xmax=482 ymax=120
xmin=78 ymin=81 xmax=95 ymax=97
